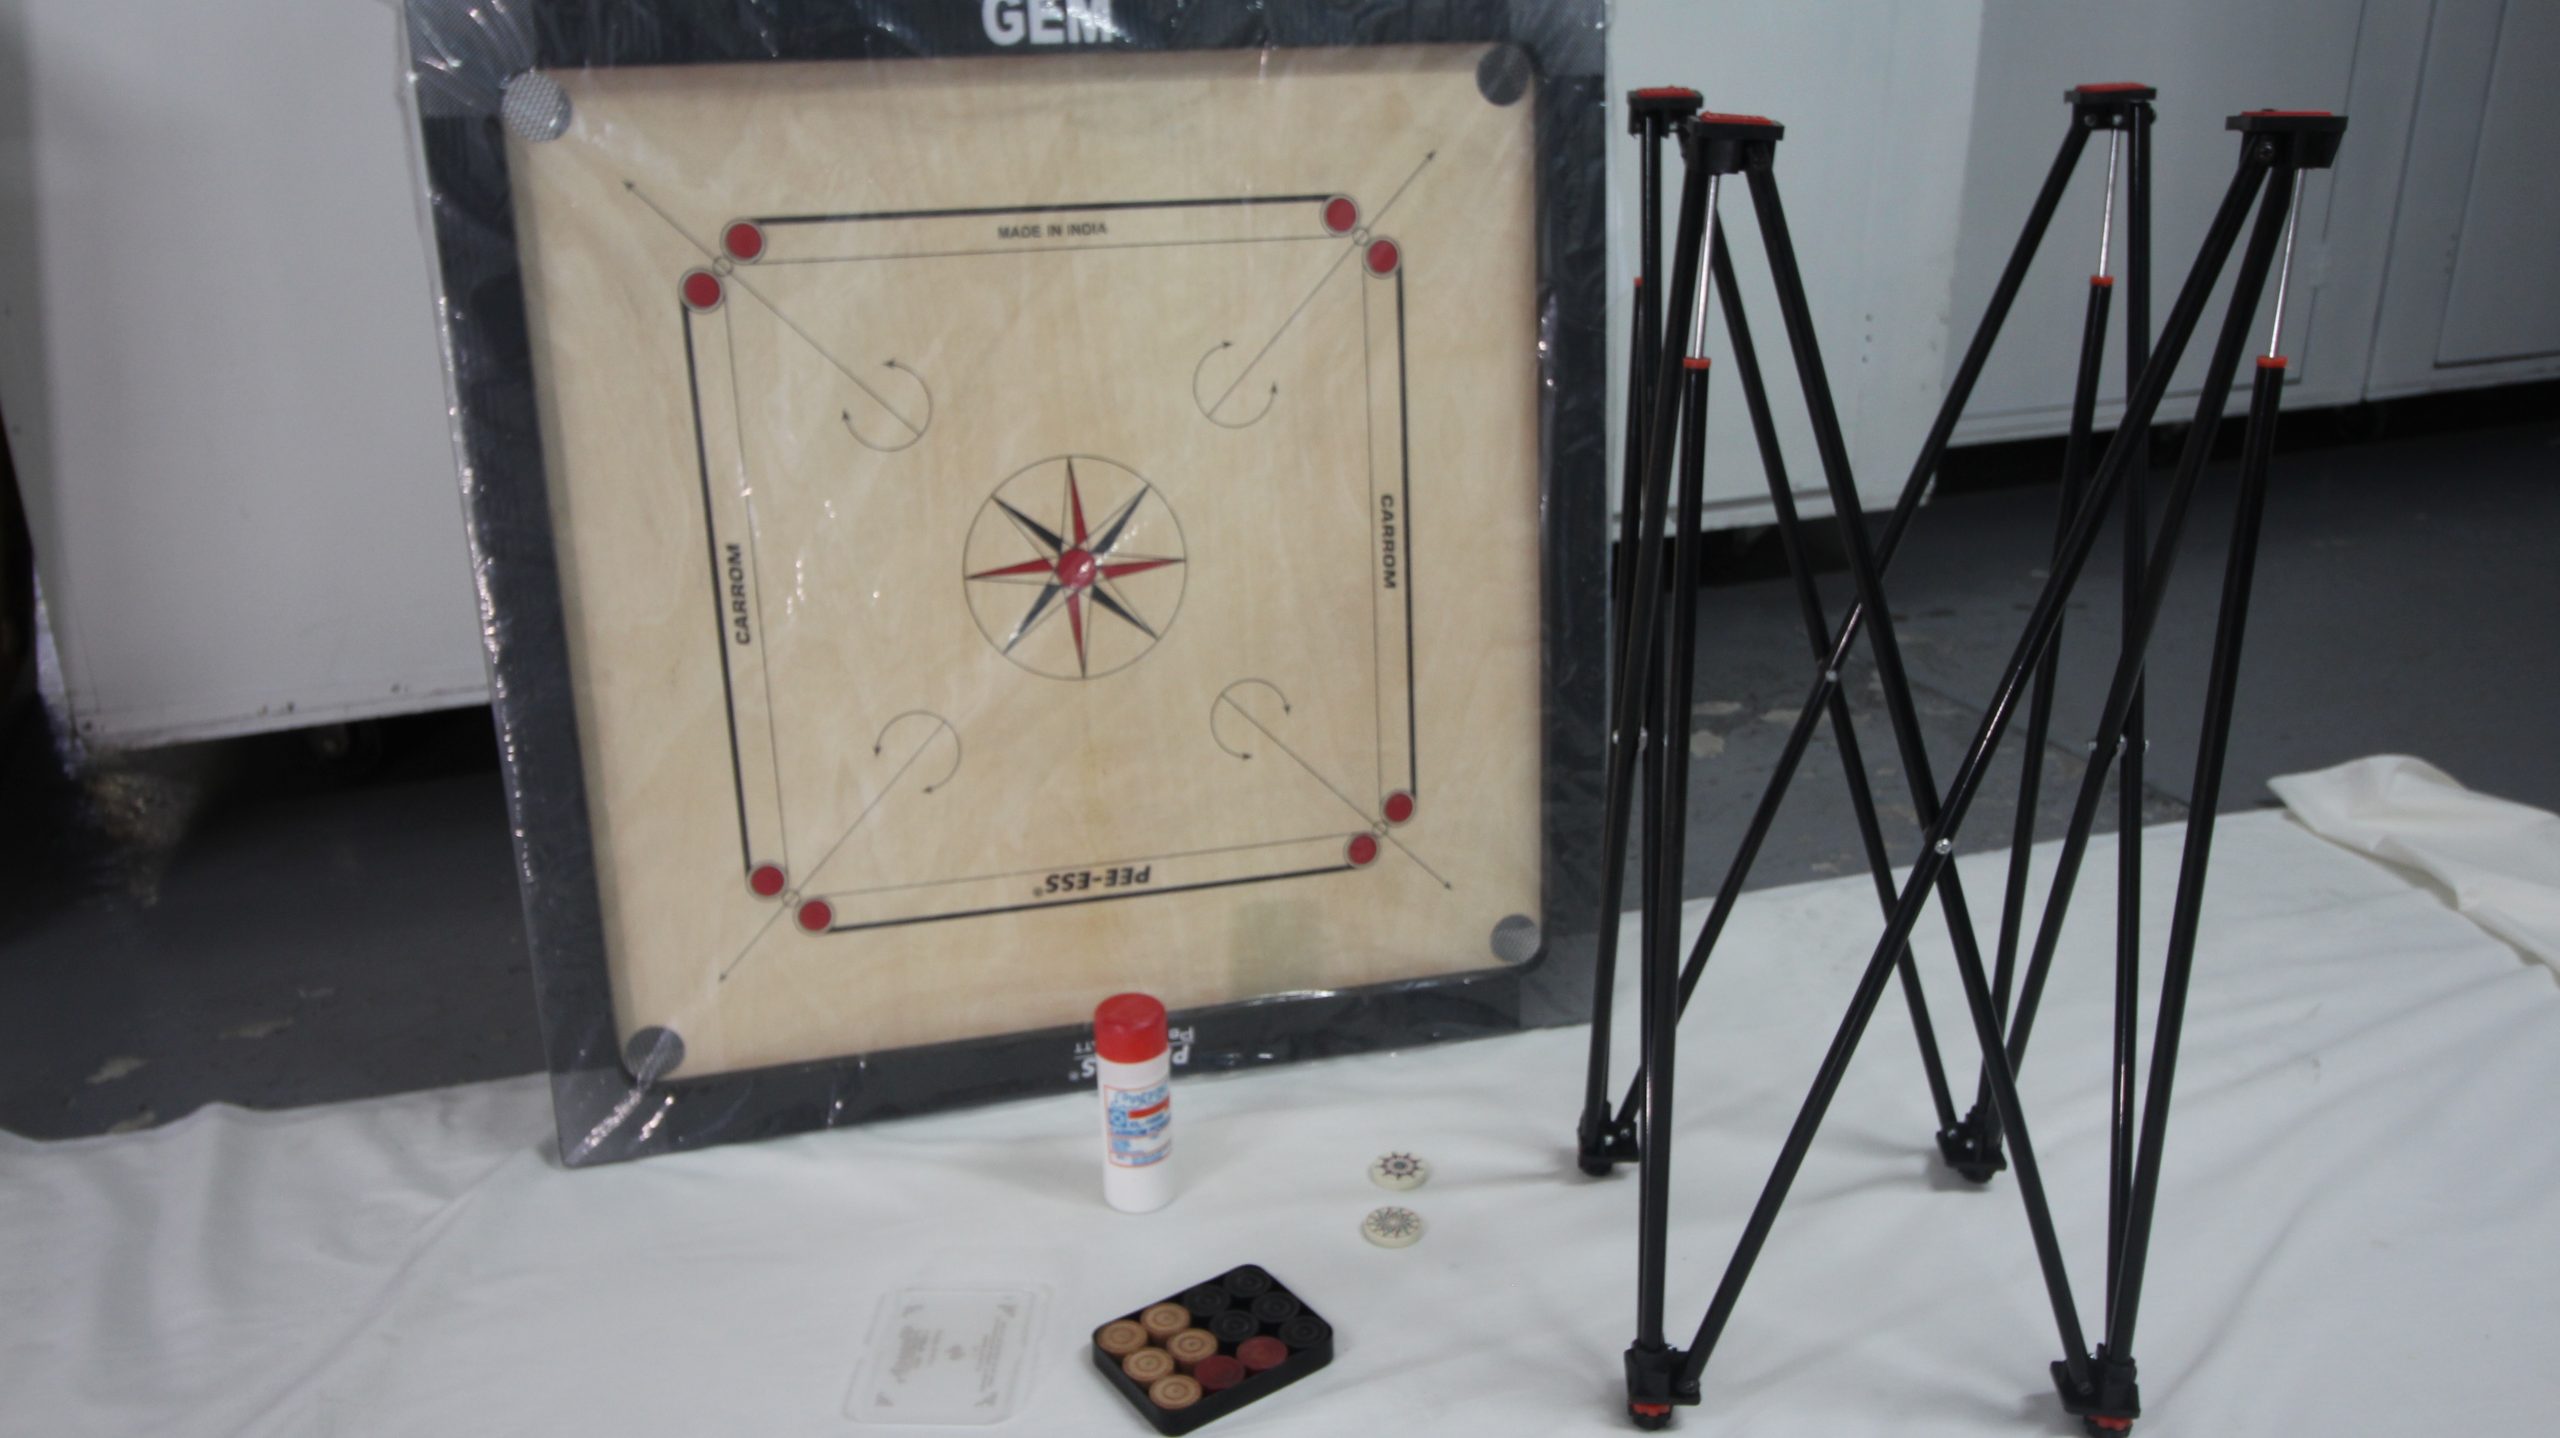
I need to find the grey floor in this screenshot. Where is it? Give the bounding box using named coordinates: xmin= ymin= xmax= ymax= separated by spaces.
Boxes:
xmin=3 ymin=415 xmax=2554 ymax=1139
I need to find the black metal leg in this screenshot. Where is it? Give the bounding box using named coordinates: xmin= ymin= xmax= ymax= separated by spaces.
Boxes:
xmin=2103 ymin=346 xmax=2288 ymax=1368
xmin=1625 ymin=146 xmax=1724 ymax=1429
xmin=1581 ymin=110 xmax=1688 ymax=1172
xmin=1640 ymin=351 xmax=1715 ymax=1334
xmin=1976 ymin=270 xmax=2115 ymax=1171
xmin=2106 ymin=101 xmax=2156 ymax=1322
xmin=1616 ymin=137 xmax=1714 ymax=1290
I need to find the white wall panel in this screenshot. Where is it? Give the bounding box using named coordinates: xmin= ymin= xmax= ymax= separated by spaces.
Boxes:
xmin=2369 ymin=0 xmax=2560 ymax=395
xmin=1942 ymin=0 xmax=2430 ymax=445
xmin=0 ymin=0 xmax=486 ymax=748
xmin=1606 ymin=0 xmax=1987 ymax=526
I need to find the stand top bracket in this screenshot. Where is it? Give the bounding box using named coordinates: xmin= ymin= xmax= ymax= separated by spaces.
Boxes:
xmin=2228 ymin=109 xmax=2349 ymax=169
xmin=2067 ymin=82 xmax=2157 ymax=127
xmin=1628 ymin=85 xmax=1704 ymax=134
xmin=1681 ymin=111 xmax=1783 ymax=175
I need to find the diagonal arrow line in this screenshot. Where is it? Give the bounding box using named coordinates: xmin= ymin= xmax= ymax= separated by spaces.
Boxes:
xmin=624 ymin=180 xmax=923 ymax=436
xmin=1219 ymin=695 xmax=1450 ymax=888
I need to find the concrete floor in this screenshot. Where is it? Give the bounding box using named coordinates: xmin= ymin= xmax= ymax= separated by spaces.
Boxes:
xmin=3 ymin=415 xmax=2554 ymax=1139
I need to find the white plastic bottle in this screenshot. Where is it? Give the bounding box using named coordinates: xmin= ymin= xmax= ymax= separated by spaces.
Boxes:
xmin=1094 ymin=993 xmax=1175 ymax=1213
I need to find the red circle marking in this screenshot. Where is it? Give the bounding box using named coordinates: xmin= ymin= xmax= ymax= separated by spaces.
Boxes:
xmin=749 ymin=864 xmax=786 ymax=898
xmin=1365 ymin=238 xmax=1401 ymax=275
xmin=1323 ymin=196 xmax=1359 ymax=235
xmin=796 ymin=898 xmax=833 ymax=932
xmin=723 ymin=221 xmax=765 ymax=262
xmin=1383 ymin=791 xmax=1416 ymax=825
xmin=1348 ymin=834 xmax=1380 ymax=867
xmin=681 ymin=270 xmax=723 ymax=311
xmin=1056 ymin=548 xmax=1097 ymax=589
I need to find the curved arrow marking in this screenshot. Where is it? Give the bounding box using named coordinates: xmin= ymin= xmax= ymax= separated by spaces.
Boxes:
xmin=841 ymin=360 xmax=934 ymax=452
xmin=1210 ymin=679 xmax=1293 ymax=760
xmin=1192 ymin=341 xmax=1279 ymax=429
xmin=873 ymin=709 xmax=962 ymax=793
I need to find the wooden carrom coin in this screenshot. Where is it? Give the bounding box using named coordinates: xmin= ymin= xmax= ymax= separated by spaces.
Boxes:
xmin=504 ymin=46 xmax=1552 ymax=1078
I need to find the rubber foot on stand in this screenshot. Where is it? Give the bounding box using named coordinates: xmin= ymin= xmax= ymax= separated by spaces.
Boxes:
xmin=1936 ymin=1106 xmax=2008 ymax=1184
xmin=2053 ymin=1348 xmax=2140 ymax=1437
xmin=1577 ymin=1107 xmax=1642 ymax=1175
xmin=1623 ymin=1342 xmax=1699 ymax=1429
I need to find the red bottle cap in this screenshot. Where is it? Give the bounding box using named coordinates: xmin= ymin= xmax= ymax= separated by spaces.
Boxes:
xmin=1094 ymin=993 xmax=1169 ymax=1063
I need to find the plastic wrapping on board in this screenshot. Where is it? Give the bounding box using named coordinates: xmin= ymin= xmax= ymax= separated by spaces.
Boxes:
xmin=400 ymin=0 xmax=1610 ymax=1165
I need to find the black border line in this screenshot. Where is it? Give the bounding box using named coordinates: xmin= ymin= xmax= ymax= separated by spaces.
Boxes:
xmin=757 ymin=193 xmax=1333 ymax=226
xmin=816 ymin=831 xmax=1343 ymax=901
xmin=827 ymin=861 xmax=1354 ymax=933
xmin=684 ymin=303 xmax=755 ymax=874
xmin=1394 ymin=265 xmax=1420 ymax=798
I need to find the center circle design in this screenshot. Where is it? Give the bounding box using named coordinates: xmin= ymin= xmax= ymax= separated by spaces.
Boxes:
xmin=963 ymin=455 xmax=1187 ymax=681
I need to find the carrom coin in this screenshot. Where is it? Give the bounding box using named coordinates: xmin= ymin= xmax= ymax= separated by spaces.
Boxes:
xmin=1148 ymin=1374 xmax=1203 ymax=1411
xmin=1181 ymin=1283 xmax=1231 ymax=1318
xmin=1370 ymin=1151 xmax=1430 ymax=1190
xmin=1193 ymin=1354 xmax=1248 ymax=1392
xmin=1363 ymin=1205 xmax=1426 ymax=1248
xmin=1122 ymin=1347 xmax=1176 ymax=1384
xmin=1165 ymin=1328 xmax=1219 ymax=1370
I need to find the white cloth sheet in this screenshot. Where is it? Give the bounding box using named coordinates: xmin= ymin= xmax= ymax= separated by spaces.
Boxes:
xmin=2271 ymin=753 xmax=2560 ymax=973
xmin=7 ymin=807 xmax=2559 ymax=1436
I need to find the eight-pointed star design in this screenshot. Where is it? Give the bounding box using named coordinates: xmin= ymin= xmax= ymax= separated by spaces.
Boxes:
xmin=966 ymin=460 xmax=1183 ymax=678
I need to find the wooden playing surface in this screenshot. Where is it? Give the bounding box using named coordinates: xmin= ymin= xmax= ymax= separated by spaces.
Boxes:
xmin=507 ymin=45 xmax=1545 ymax=1077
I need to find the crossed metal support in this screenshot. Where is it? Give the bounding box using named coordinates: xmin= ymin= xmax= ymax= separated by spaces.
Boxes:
xmin=1576 ymin=87 xmax=2346 ymax=1435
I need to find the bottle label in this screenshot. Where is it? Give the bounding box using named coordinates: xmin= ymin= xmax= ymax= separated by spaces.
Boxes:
xmin=1102 ymin=1080 xmax=1172 ymax=1168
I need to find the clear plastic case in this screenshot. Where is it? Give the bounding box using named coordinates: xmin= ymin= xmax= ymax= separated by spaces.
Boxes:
xmin=400 ymin=0 xmax=1609 ymax=1164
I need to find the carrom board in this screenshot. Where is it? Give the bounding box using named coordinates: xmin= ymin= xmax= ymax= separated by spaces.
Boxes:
xmin=409 ymin=0 xmax=1607 ymax=1163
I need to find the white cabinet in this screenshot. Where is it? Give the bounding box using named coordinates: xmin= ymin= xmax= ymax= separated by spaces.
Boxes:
xmin=0 ymin=0 xmax=484 ymax=749
xmin=2368 ymin=0 xmax=2560 ymax=396
xmin=1942 ymin=0 xmax=2432 ymax=443
xmin=1606 ymin=0 xmax=1989 ymax=524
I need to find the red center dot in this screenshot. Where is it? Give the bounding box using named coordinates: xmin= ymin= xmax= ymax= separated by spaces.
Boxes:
xmin=1365 ymin=238 xmax=1400 ymax=276
xmin=1056 ymin=548 xmax=1097 ymax=589
xmin=1322 ymin=196 xmax=1359 ymax=234
xmin=797 ymin=898 xmax=833 ymax=932
xmin=724 ymin=221 xmax=764 ymax=261
xmin=681 ymin=270 xmax=723 ymax=310
xmin=749 ymin=864 xmax=786 ymax=897
xmin=1383 ymin=791 xmax=1416 ymax=825
xmin=1347 ymin=834 xmax=1380 ymax=867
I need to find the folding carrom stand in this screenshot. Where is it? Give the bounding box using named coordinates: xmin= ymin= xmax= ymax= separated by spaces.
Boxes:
xmin=403 ymin=0 xmax=1609 ymax=1164
xmin=1578 ymin=85 xmax=2345 ymax=1433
